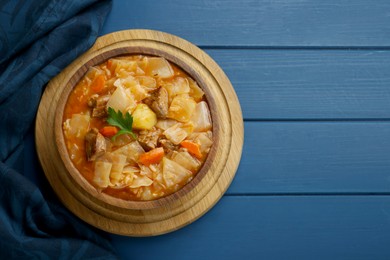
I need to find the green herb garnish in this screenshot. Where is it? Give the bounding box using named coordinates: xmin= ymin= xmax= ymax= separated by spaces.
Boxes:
xmin=107 ymin=107 xmax=137 ymax=140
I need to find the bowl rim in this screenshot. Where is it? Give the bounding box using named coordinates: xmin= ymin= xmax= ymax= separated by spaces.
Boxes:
xmin=54 ymin=46 xmax=220 ymax=210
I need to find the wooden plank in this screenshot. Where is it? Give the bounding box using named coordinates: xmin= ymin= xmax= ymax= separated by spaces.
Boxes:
xmin=205 ymin=49 xmax=390 ymax=119
xmin=102 ymin=0 xmax=390 ymax=47
xmin=109 ymin=196 xmax=390 ymax=259
xmin=24 ymin=122 xmax=390 ymax=195
xmin=227 ymin=122 xmax=390 ymax=194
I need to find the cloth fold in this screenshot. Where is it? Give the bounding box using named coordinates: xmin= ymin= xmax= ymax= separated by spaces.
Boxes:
xmin=0 ymin=0 xmax=118 ymax=258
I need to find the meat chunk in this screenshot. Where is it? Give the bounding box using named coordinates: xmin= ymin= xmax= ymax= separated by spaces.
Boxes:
xmin=85 ymin=128 xmax=107 ymax=161
xmin=144 ymin=87 xmax=168 ymax=119
xmin=138 ymin=127 xmax=162 ymax=151
xmin=92 ymin=107 xmax=107 ymax=118
xmin=87 ymin=94 xmax=99 ymax=107
xmin=158 ymin=138 xmax=178 ymax=154
xmin=87 ymin=94 xmax=110 ymax=118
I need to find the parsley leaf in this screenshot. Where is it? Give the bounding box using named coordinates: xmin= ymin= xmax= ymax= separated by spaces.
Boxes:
xmin=107 ymin=107 xmax=137 ymax=140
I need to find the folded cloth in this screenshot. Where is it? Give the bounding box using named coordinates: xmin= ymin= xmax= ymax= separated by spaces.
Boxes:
xmin=0 ymin=0 xmax=118 ymax=258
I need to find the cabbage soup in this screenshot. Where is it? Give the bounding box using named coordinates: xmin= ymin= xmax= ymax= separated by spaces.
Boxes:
xmin=62 ymin=55 xmax=213 ymax=201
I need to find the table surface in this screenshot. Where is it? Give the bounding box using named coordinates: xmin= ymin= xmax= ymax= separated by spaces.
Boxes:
xmin=31 ymin=0 xmax=390 ymax=259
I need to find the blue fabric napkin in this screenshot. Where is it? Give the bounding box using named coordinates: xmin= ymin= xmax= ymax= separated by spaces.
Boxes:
xmin=0 ymin=0 xmax=118 ymax=258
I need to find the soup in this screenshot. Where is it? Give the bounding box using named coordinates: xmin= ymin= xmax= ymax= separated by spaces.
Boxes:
xmin=62 ymin=55 xmax=213 ymax=201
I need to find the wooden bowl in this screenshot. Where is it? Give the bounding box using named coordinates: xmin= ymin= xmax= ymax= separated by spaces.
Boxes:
xmin=36 ymin=30 xmax=243 ymax=236
xmin=55 ymin=45 xmax=219 ymax=210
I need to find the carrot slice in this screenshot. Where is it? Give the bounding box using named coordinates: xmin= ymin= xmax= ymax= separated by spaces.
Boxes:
xmin=180 ymin=140 xmax=202 ymax=159
xmin=107 ymin=59 xmax=113 ymax=69
xmin=91 ymin=74 xmax=105 ymax=93
xmin=99 ymin=126 xmax=118 ymax=137
xmin=106 ymin=59 xmax=115 ymax=76
xmin=139 ymin=147 xmax=165 ymax=166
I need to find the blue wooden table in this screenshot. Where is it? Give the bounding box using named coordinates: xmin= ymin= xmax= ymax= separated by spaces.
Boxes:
xmin=33 ymin=0 xmax=390 ymax=258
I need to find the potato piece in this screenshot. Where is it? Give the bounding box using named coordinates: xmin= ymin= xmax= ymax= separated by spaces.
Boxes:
xmin=132 ymin=104 xmax=157 ymax=130
xmin=167 ymin=94 xmax=196 ymax=122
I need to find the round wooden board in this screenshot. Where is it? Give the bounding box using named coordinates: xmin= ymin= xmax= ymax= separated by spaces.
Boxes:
xmin=35 ymin=30 xmax=244 ymax=236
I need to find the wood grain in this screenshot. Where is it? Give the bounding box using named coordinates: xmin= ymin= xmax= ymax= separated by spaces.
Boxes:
xmin=35 ymin=30 xmax=243 ymax=236
xmin=109 ymin=196 xmax=390 ymax=259
xmin=228 ymin=122 xmax=390 ymax=194
xmin=102 ymin=0 xmax=390 ymax=47
xmin=205 ymin=49 xmax=390 ymax=119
